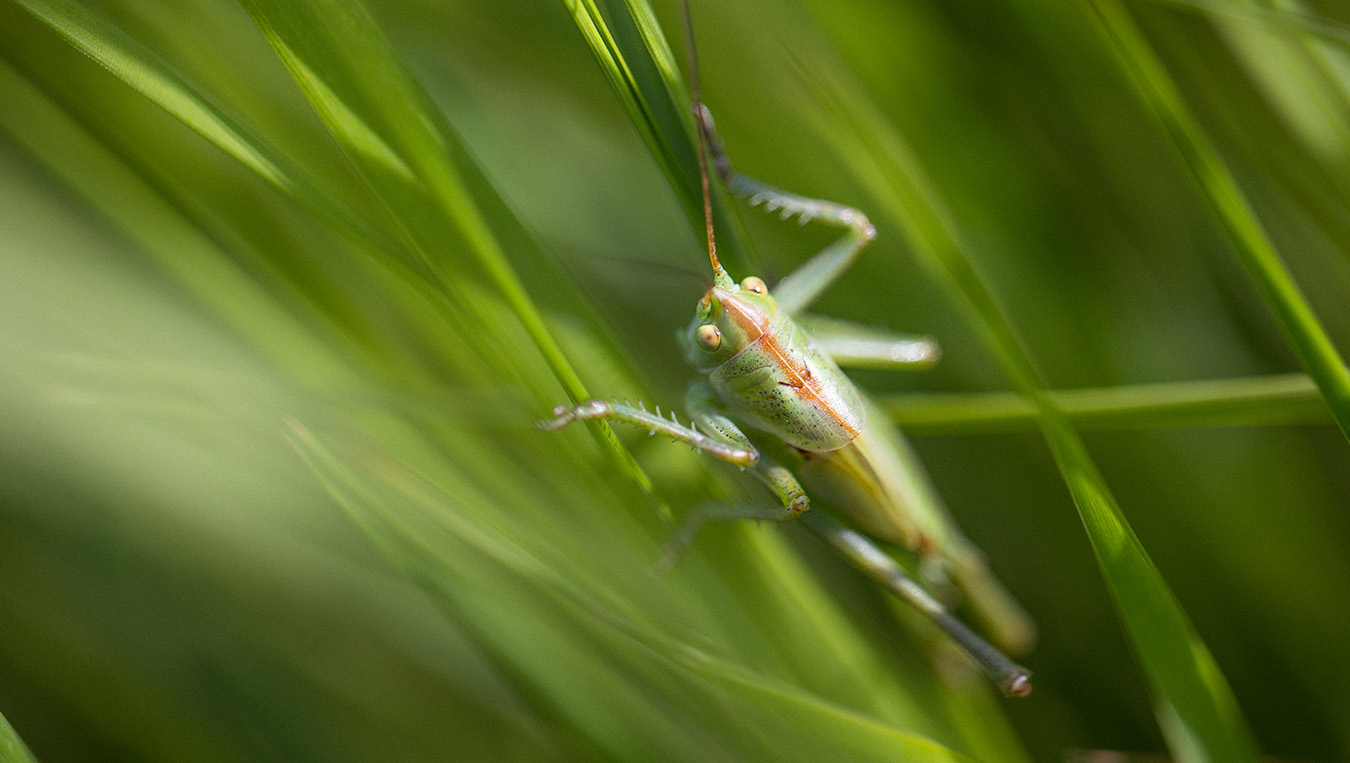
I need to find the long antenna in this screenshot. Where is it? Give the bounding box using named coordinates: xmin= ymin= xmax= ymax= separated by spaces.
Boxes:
xmin=680 ymin=0 xmax=728 ymax=282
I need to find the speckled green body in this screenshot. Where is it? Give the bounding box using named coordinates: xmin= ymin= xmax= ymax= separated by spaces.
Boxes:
xmin=704 ymin=301 xmax=865 ymax=452
xmin=678 ymin=275 xmax=1035 ymax=655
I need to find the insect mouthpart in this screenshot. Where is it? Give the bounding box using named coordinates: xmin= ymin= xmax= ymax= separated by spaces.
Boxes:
xmin=697 ymin=287 xmax=726 ymax=325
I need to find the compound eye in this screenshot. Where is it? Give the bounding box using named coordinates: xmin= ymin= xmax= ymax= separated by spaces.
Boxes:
xmin=696 ymin=324 xmax=722 ymax=352
xmin=741 ymin=276 xmax=768 ymax=295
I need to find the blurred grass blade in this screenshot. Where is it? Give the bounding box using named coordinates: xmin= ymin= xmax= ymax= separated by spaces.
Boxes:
xmin=881 ymin=374 xmax=1329 ymax=434
xmin=287 ymin=419 xmax=981 ymax=762
xmin=1147 ymin=0 xmax=1350 ymax=48
xmin=0 ymin=708 xmax=38 ymax=763
xmin=0 ymin=57 xmax=356 ymax=384
xmin=235 ymin=0 xmax=655 ymax=493
xmin=235 ymin=0 xmax=570 ymax=398
xmin=11 ymin=0 xmax=411 ymax=268
xmin=11 ymin=0 xmax=635 ymax=404
xmin=1087 ymin=0 xmax=1350 ymax=445
xmin=644 ymin=647 xmax=981 ymax=763
xmin=790 ymin=39 xmax=1260 ymax=763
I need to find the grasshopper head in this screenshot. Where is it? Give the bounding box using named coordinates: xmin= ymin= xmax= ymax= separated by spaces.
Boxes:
xmin=680 ymin=274 xmax=778 ymax=372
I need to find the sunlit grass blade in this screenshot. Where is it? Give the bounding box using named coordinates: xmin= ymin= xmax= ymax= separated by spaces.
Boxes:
xmin=11 ymin=0 xmax=412 ymax=269
xmin=881 ymin=374 xmax=1328 ymax=434
xmin=10 ymin=0 xmax=638 ymax=415
xmin=789 ymin=38 xmax=1260 ymax=763
xmin=563 ymin=0 xmax=755 ymax=274
xmin=235 ymin=0 xmax=566 ymax=398
xmin=234 ymin=0 xmax=656 ymax=496
xmin=648 ymin=650 xmax=983 ymax=763
xmin=0 ymin=708 xmax=38 ymax=763
xmin=1086 ymin=0 xmax=1350 ymax=445
xmin=1145 ymin=0 xmax=1350 ymax=48
xmin=0 ymin=57 xmax=355 ymax=384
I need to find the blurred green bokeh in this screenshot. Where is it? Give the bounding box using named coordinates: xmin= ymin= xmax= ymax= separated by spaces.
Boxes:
xmin=2 ymin=0 xmax=1349 ymax=760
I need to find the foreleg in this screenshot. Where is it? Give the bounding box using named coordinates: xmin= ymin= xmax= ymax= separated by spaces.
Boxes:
xmin=658 ymin=385 xmax=813 ymax=563
xmin=698 ymin=105 xmax=876 ymax=314
xmin=539 ymin=398 xmax=757 ymax=468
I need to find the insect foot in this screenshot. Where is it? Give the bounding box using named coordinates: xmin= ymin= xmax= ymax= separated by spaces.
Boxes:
xmin=654 ymin=503 xmax=717 ymax=573
xmin=536 ymin=400 xmax=611 ymax=431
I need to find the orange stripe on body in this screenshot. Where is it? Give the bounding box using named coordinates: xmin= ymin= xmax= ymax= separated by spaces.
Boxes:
xmin=719 ymin=292 xmax=770 ymax=340
xmin=721 ymin=293 xmax=861 ymax=439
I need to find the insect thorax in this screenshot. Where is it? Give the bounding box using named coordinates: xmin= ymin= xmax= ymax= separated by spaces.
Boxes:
xmin=708 ymin=310 xmax=865 ymax=452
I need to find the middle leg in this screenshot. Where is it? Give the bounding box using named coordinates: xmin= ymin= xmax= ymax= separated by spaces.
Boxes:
xmin=656 ymin=383 xmax=817 ymax=565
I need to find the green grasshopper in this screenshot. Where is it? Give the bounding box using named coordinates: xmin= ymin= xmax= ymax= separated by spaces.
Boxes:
xmin=542 ymin=3 xmax=1034 ymax=697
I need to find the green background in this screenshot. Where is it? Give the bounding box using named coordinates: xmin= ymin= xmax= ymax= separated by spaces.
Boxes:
xmin=1 ymin=0 xmax=1348 ymax=760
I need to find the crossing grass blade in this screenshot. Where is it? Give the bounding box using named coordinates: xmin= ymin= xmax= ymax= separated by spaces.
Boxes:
xmin=1087 ymin=0 xmax=1350 ymax=444
xmin=880 ymin=374 xmax=1329 ymax=434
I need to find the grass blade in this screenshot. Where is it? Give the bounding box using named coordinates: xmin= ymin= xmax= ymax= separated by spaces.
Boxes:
xmin=788 ymin=29 xmax=1261 ymax=763
xmin=235 ymin=0 xmax=567 ymax=397
xmin=0 ymin=708 xmax=38 ymax=763
xmin=285 ymin=418 xmax=983 ymax=763
xmin=1087 ymin=0 xmax=1350 ymax=444
xmin=11 ymin=0 xmax=411 ymax=268
xmin=881 ymin=374 xmax=1328 ymax=434
xmin=563 ymin=0 xmax=756 ymax=274
xmin=1146 ymin=0 xmax=1350 ymax=49
xmin=233 ymin=0 xmax=656 ymax=495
